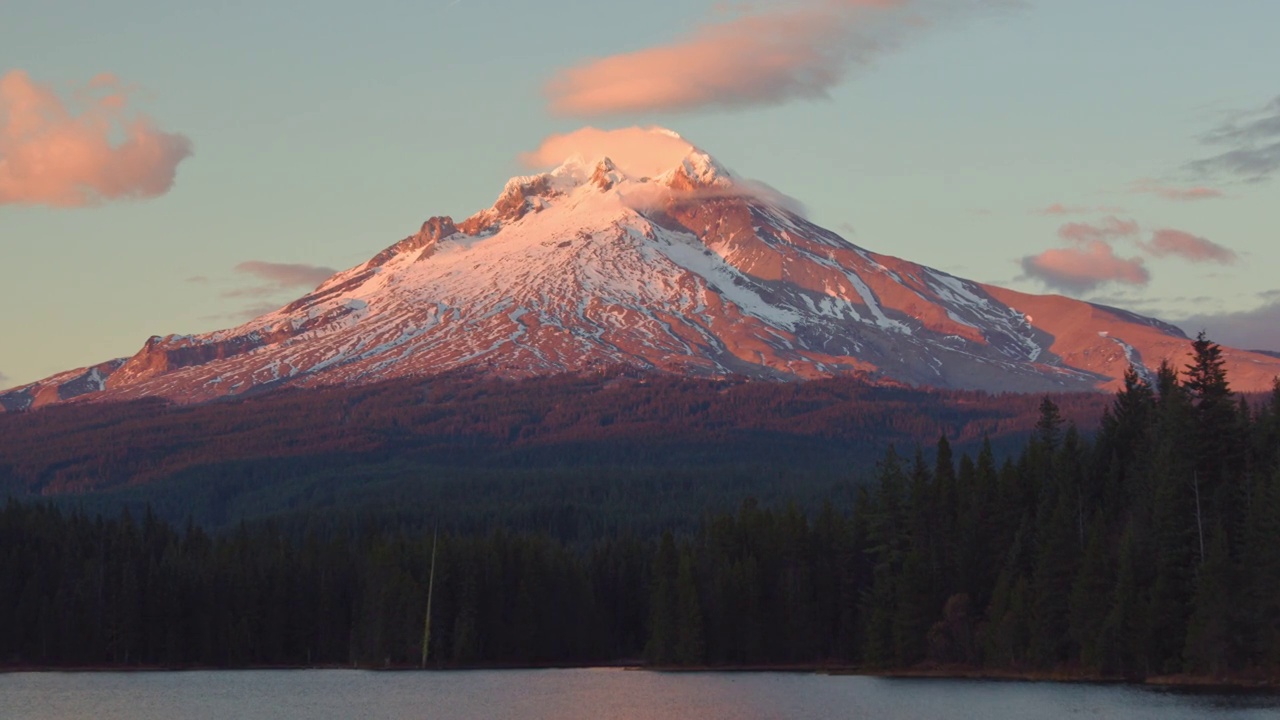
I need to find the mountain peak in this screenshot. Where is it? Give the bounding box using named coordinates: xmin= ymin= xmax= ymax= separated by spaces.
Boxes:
xmin=589 ymin=157 xmax=621 ymax=190
xmin=662 ymin=150 xmax=733 ymax=191
xmin=519 ymin=126 xmax=730 ymax=187
xmin=459 ymin=134 xmax=740 ymax=236
xmin=6 ymin=126 xmax=1280 ymax=411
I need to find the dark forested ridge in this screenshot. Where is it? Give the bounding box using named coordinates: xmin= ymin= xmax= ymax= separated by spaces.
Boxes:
xmin=3 ymin=337 xmax=1277 ymax=680
xmin=0 ymin=371 xmax=1106 ymax=532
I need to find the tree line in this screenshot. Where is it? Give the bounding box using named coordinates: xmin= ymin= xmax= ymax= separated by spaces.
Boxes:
xmin=0 ymin=370 xmax=1104 ymax=499
xmin=2 ymin=336 xmax=1276 ymax=678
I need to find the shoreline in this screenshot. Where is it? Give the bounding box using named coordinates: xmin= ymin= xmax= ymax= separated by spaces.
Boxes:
xmin=864 ymin=666 xmax=1279 ymax=692
xmin=2 ymin=662 xmax=1276 ymax=691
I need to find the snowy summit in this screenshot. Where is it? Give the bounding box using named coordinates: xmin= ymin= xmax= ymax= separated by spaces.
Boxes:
xmin=4 ymin=127 xmax=1279 ymax=410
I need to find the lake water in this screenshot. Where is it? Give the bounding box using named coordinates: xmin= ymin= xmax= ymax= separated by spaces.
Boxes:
xmin=2 ymin=669 xmax=1278 ymax=720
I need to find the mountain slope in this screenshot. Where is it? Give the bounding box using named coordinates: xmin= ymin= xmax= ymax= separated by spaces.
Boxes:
xmin=4 ymin=131 xmax=1278 ymax=410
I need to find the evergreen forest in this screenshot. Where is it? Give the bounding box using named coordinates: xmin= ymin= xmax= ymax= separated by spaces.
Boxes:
xmin=0 ymin=371 xmax=1106 ymax=534
xmin=2 ymin=336 xmax=1277 ymax=681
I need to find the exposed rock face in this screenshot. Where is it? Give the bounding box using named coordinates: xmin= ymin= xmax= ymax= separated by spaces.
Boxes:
xmin=366 ymin=216 xmax=459 ymax=269
xmin=5 ymin=133 xmax=1278 ymax=410
xmin=0 ymin=359 xmax=126 ymax=412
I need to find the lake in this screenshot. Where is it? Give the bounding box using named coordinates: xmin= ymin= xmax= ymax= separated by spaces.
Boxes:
xmin=2 ymin=669 xmax=1278 ymax=719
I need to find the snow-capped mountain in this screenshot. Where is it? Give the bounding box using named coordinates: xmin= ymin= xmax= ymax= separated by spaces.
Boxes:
xmin=4 ymin=130 xmax=1278 ymax=410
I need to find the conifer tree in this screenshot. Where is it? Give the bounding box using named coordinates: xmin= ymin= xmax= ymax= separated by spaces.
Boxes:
xmin=1183 ymin=524 xmax=1235 ymax=675
xmin=645 ymin=532 xmax=679 ymax=665
xmin=674 ymin=551 xmax=705 ymax=666
xmin=1099 ymin=524 xmax=1147 ymax=677
xmin=1067 ymin=514 xmax=1111 ymax=671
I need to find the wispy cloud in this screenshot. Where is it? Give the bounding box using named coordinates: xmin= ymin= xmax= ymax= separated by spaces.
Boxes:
xmin=1187 ymin=95 xmax=1280 ymax=183
xmin=0 ymin=70 xmax=192 ymax=207
xmin=1020 ymin=241 xmax=1150 ymax=295
xmin=1130 ymin=180 xmax=1224 ymax=202
xmin=1056 ymin=216 xmax=1139 ymax=244
xmin=219 ymin=261 xmax=336 ymax=318
xmin=1139 ymin=229 xmax=1238 ymax=264
xmin=1177 ymin=296 xmax=1280 ymax=352
xmin=202 ymin=262 xmax=336 ymax=323
xmin=545 ymin=0 xmax=1013 ymax=117
xmin=1037 ymin=203 xmax=1125 ymax=216
xmin=200 ymin=301 xmax=286 ymax=324
xmin=232 ymin=261 xmax=335 ymax=290
xmin=235 ymin=302 xmax=285 ymax=321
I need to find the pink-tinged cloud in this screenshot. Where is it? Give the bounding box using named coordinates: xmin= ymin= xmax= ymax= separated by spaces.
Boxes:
xmin=545 ymin=0 xmax=1004 ymax=117
xmin=521 ymin=126 xmax=698 ymax=178
xmin=1037 ymin=203 xmax=1125 ymax=216
xmin=1056 ymin=216 xmax=1140 ymax=244
xmin=1131 ymin=180 xmax=1224 ymax=202
xmin=1140 ymin=229 xmax=1238 ymax=264
xmin=0 ymin=70 xmax=192 ymax=207
xmin=234 ymin=261 xmax=336 ymax=289
xmin=1021 ymin=241 xmax=1150 ymax=294
xmin=521 ymin=126 xmax=808 ymax=213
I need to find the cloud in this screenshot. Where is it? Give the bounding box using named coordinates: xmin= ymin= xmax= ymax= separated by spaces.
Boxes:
xmin=0 ymin=70 xmax=192 ymax=207
xmin=545 ymin=0 xmax=1010 ymax=117
xmin=1177 ymin=298 xmax=1280 ymax=352
xmin=1130 ymin=180 xmax=1224 ymax=202
xmin=1037 ymin=203 xmax=1126 ymax=216
xmin=1056 ymin=216 xmax=1140 ymax=244
xmin=1139 ymin=229 xmax=1237 ymax=264
xmin=521 ymin=126 xmax=808 ymax=213
xmin=0 ymin=370 xmax=9 ymax=390
xmin=1020 ymin=241 xmax=1150 ymax=294
xmin=215 ymin=262 xmax=335 ymax=322
xmin=225 ymin=261 xmax=334 ymax=298
xmin=521 ymin=126 xmax=698 ymax=178
xmin=200 ymin=301 xmax=286 ymax=324
xmin=1025 ymin=219 xmax=1234 ymax=294
xmin=1187 ymin=96 xmax=1280 ymax=182
xmin=235 ymin=302 xmax=285 ymax=321
xmin=233 ymin=261 xmax=335 ymax=290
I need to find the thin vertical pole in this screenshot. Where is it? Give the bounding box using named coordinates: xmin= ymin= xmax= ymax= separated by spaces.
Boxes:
xmin=421 ymin=527 xmax=438 ymax=668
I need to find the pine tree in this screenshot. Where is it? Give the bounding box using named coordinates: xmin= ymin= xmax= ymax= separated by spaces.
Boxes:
xmin=861 ymin=448 xmax=908 ymax=666
xmin=1067 ymin=515 xmax=1111 ymax=671
xmin=1238 ymin=466 xmax=1280 ymax=668
xmin=1036 ymin=396 xmax=1064 ymax=451
xmin=674 ymin=550 xmax=705 ymax=666
xmin=1184 ymin=333 xmax=1240 ymax=534
xmin=1183 ymin=524 xmax=1235 ymax=676
xmin=1099 ymin=523 xmax=1147 ymax=677
xmin=645 ymin=532 xmax=679 ymax=665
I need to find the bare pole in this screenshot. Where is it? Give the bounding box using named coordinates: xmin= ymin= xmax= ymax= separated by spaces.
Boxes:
xmin=421 ymin=526 xmax=438 ymax=669
xmin=1192 ymin=471 xmax=1205 ymax=567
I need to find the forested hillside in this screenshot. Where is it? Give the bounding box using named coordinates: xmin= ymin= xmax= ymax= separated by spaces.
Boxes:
xmin=0 ymin=371 xmax=1106 ymax=532
xmin=3 ymin=337 xmax=1276 ymax=678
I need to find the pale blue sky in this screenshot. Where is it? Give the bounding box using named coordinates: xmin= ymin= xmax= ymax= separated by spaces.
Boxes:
xmin=2 ymin=0 xmax=1278 ymax=388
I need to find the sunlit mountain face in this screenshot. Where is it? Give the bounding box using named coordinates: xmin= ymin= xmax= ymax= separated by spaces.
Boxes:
xmin=4 ymin=129 xmax=1278 ymax=411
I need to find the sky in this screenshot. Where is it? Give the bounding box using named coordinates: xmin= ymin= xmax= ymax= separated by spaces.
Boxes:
xmin=2 ymin=0 xmax=1278 ymax=389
